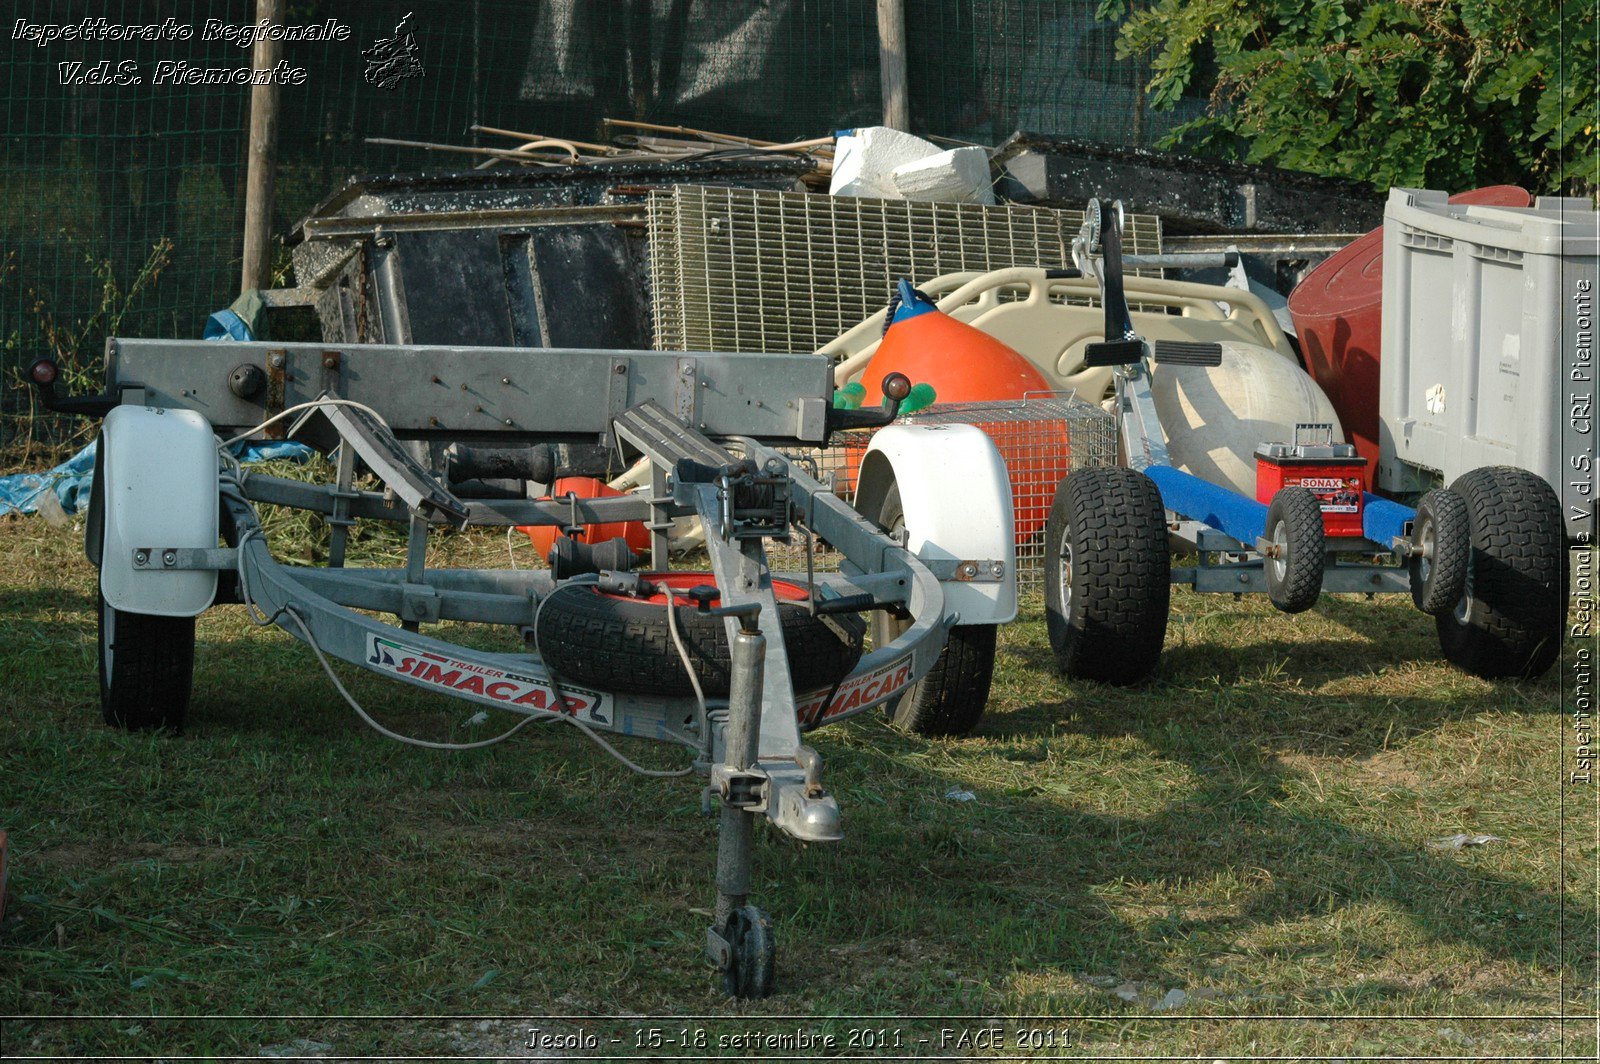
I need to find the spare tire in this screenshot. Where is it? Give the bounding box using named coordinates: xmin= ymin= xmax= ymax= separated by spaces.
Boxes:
xmin=533 ymin=573 xmax=863 ymax=697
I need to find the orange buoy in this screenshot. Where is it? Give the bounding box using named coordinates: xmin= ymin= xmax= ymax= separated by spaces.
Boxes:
xmin=846 ymin=282 xmax=1060 ymax=538
xmin=860 ymin=281 xmax=1049 ymax=404
xmin=520 ymin=476 xmax=651 ymax=558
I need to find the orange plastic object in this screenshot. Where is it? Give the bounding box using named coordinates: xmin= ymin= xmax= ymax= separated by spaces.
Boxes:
xmin=595 ymin=571 xmax=812 ymax=606
xmin=861 ymin=303 xmax=1049 ymax=406
xmin=520 ymin=477 xmax=651 ymax=557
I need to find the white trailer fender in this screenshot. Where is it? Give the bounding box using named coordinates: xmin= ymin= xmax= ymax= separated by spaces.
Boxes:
xmin=854 ymin=423 xmax=1017 ymax=625
xmin=96 ymin=405 xmax=219 ymax=616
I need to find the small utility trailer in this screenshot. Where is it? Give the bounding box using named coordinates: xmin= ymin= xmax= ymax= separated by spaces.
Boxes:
xmin=28 ymin=339 xmax=1017 ymax=998
xmin=1043 ymin=200 xmax=1568 ymax=685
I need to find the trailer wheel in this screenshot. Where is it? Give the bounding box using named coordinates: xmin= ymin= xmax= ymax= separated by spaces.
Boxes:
xmin=534 ymin=574 xmax=862 ymax=697
xmin=1410 ymin=488 xmax=1471 ymax=615
xmin=98 ymin=588 xmax=194 ymax=732
xmin=721 ymin=904 xmax=775 ymax=999
xmin=1044 ymin=467 xmax=1169 ymax=684
xmin=872 ymin=482 xmax=994 ymax=736
xmin=1263 ymin=488 xmax=1325 ymax=614
xmin=1435 ymin=466 xmax=1566 ymax=679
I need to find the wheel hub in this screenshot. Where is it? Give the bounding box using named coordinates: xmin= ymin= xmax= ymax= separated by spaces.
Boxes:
xmin=1056 ymin=541 xmax=1074 ymax=617
xmin=1268 ymin=521 xmax=1289 ymax=583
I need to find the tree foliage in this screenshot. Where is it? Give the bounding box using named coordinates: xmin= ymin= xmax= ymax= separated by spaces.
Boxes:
xmin=1101 ymin=0 xmax=1597 ymax=194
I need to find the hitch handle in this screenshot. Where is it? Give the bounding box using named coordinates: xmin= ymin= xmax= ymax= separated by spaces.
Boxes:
xmin=25 ymin=357 xmax=118 ymax=418
xmin=824 ymin=372 xmax=912 ymax=435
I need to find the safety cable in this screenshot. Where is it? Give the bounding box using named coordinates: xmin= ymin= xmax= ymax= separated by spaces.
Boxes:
xmin=237 ymin=536 xmax=699 ymax=771
xmin=285 ymin=605 xmax=555 ymax=751
xmin=216 ymin=397 xmax=392 ymax=451
xmin=661 ymin=583 xmax=711 ymax=744
xmin=227 ymin=428 xmax=711 ymax=774
xmin=528 ymin=581 xmax=701 ymax=774
xmin=506 ymin=526 xmax=523 ymax=569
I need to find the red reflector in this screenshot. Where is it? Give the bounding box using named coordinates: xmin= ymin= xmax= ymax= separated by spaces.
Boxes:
xmin=29 ymin=360 xmax=57 ymax=386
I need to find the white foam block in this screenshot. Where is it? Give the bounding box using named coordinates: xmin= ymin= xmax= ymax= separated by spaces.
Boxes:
xmin=889 ymin=146 xmax=995 ymax=205
xmin=828 ymin=125 xmax=942 ymax=198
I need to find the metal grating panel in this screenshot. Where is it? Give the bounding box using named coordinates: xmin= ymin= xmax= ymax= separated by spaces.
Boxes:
xmin=774 ymin=395 xmax=1118 ymax=592
xmin=649 ymin=186 xmax=1163 ymax=354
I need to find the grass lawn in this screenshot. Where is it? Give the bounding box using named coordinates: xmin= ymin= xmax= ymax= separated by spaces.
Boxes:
xmin=0 ymin=514 xmax=1593 ymax=1059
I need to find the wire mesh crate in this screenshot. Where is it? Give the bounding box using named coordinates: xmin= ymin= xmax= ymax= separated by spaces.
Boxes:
xmin=774 ymin=394 xmax=1117 ymax=592
xmin=648 ymin=185 xmax=1162 ymax=354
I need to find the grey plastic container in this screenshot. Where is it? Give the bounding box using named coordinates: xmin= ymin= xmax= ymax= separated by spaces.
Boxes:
xmin=1378 ymin=187 xmax=1599 ymax=538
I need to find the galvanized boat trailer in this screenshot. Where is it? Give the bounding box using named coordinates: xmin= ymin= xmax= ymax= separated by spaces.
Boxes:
xmin=30 ymin=340 xmax=1017 ymax=998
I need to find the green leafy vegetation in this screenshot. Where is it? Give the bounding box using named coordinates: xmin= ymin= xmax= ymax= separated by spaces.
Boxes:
xmin=1102 ymin=0 xmax=1598 ymax=193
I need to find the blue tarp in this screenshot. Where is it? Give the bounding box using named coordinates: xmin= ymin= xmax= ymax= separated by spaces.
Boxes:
xmin=0 ymin=440 xmax=313 ymax=518
xmin=0 ymin=441 xmax=99 ymax=517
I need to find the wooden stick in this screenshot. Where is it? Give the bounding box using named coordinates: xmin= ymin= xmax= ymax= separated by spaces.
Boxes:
xmin=476 ymin=139 xmax=617 ymax=170
xmin=365 ymin=137 xmax=579 ymax=164
xmin=876 ymin=0 xmax=910 ymax=130
xmin=748 ymin=136 xmax=836 ymax=153
xmin=471 ymin=125 xmax=620 ymax=154
xmin=602 ymin=117 xmax=780 ymax=147
xmin=240 ymin=0 xmax=282 ymax=294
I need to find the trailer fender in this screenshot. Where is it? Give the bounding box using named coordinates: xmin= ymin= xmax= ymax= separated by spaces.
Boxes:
xmin=96 ymin=405 xmax=219 ymax=617
xmin=855 ymin=423 xmax=1017 ymax=625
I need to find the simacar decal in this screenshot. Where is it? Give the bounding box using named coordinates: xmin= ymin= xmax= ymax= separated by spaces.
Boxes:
xmin=797 ymin=655 xmax=915 ymax=725
xmin=364 ymin=634 xmax=611 ymax=725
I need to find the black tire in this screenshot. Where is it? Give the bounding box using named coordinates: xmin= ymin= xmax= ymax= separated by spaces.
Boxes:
xmin=1435 ymin=466 xmax=1567 ymax=680
xmin=98 ymin=589 xmax=194 ymax=732
xmin=1263 ymin=488 xmax=1325 ymax=614
xmin=533 ymin=575 xmax=862 ymax=697
xmin=723 ymin=902 xmax=777 ymax=998
xmin=1044 ymin=467 xmax=1170 ymax=684
xmin=1410 ymin=488 xmax=1471 ymax=615
xmin=871 ymin=483 xmax=995 ymax=736
xmin=721 ymin=904 xmax=776 ymax=999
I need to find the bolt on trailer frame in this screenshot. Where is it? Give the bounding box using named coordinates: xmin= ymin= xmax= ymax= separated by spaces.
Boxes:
xmin=30 ymin=338 xmax=1018 ymax=998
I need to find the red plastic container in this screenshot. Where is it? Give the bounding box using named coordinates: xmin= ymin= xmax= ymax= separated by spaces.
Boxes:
xmin=1255 ymin=436 xmax=1369 ymax=538
xmin=1288 ymin=185 xmax=1532 ymax=483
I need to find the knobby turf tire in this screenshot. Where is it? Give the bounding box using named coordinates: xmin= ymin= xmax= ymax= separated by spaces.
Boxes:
xmin=1435 ymin=466 xmax=1567 ymax=680
xmin=534 ymin=579 xmax=862 ymax=697
xmin=1263 ymin=488 xmax=1325 ymax=614
xmin=1410 ymin=488 xmax=1471 ymax=615
xmin=871 ymin=483 xmax=995 ymax=736
xmin=98 ymin=590 xmax=195 ymax=732
xmin=1044 ymin=467 xmax=1170 ymax=685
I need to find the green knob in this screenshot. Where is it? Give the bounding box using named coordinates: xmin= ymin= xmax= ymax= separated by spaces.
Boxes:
xmin=833 ymin=381 xmax=866 ymax=409
xmin=900 ymin=382 xmax=937 ymax=414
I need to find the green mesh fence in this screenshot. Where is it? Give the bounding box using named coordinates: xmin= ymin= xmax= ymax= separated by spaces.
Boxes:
xmin=0 ymin=0 xmax=1184 ymax=449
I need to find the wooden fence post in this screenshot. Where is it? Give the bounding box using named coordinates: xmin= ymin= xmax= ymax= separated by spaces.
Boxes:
xmin=876 ymin=0 xmax=909 ymax=130
xmin=240 ymin=0 xmax=283 ymax=294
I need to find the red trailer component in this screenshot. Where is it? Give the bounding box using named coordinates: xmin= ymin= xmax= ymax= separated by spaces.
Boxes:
xmin=1288 ymin=186 xmax=1532 ymax=482
xmin=1255 ymin=426 xmax=1368 ymax=538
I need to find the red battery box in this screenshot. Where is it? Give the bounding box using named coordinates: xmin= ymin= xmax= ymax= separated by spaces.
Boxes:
xmin=1255 ymin=423 xmax=1368 ymax=538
